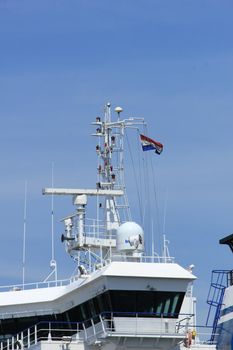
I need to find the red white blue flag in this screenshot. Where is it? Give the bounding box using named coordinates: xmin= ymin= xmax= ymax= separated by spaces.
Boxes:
xmin=140 ymin=134 xmax=163 ymax=155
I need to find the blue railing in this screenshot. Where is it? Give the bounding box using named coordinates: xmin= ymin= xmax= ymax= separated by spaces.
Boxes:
xmin=206 ymin=269 xmax=232 ymax=342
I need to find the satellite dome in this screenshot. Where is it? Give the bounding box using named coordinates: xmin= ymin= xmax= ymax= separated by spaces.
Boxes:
xmin=116 ymin=221 xmax=144 ymax=252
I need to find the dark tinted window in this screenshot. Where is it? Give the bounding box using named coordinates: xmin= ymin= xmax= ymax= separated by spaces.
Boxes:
xmin=0 ymin=290 xmax=185 ymax=336
xmin=109 ymin=290 xmax=184 ymax=317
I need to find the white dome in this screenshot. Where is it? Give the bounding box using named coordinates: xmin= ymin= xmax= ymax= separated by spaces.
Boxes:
xmin=116 ymin=221 xmax=144 ymax=252
xmin=118 ymin=221 xmax=143 ymax=236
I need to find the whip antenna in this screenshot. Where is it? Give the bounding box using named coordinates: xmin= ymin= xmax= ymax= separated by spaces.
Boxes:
xmin=43 ymin=162 xmax=58 ymax=283
xmin=22 ymin=180 xmax=27 ymax=289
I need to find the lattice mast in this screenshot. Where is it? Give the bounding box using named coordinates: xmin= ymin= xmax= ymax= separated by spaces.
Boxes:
xmin=93 ymin=103 xmax=133 ymax=234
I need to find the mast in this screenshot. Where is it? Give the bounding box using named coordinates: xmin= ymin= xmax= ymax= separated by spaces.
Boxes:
xmin=94 ymin=103 xmax=131 ymax=234
xmin=43 ymin=103 xmax=145 ymax=273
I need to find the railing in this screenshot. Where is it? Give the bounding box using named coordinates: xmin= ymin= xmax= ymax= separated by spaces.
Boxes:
xmin=0 ymin=312 xmax=217 ymax=350
xmin=0 ymin=321 xmax=83 ymax=350
xmin=84 ymin=218 xmax=113 ymax=238
xmin=0 ymin=275 xmax=81 ymax=293
xmin=0 ymin=253 xmax=176 ymax=293
xmin=111 ymin=254 xmax=175 ymax=263
xmin=177 ymin=315 xmax=216 ymax=345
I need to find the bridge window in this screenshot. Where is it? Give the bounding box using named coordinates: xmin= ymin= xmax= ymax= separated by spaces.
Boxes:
xmin=0 ymin=290 xmax=184 ymax=337
xmin=109 ymin=290 xmax=184 ymax=317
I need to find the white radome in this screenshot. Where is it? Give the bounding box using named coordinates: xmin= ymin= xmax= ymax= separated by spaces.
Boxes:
xmin=115 ymin=106 xmax=123 ymax=113
xmin=116 ymin=221 xmax=144 ymax=252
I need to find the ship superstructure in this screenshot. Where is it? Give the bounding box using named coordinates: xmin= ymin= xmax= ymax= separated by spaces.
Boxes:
xmin=0 ymin=103 xmax=213 ymax=350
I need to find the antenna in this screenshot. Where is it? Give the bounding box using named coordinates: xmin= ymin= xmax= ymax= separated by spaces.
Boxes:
xmin=162 ymin=188 xmax=168 ymax=235
xmin=22 ymin=180 xmax=27 ymax=289
xmin=51 ymin=162 xmax=57 ymax=280
xmin=151 ymin=219 xmax=154 ymax=257
xmin=162 ymin=189 xmax=171 ymax=262
xmin=51 ymin=162 xmax=55 ymax=261
xmin=44 ymin=105 xmax=145 ymax=272
xmin=115 ymin=106 xmax=123 ymax=121
xmin=43 ymin=162 xmax=58 ymax=283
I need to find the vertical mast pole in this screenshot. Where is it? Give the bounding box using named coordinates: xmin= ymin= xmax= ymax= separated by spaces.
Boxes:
xmin=115 ymin=107 xmax=131 ymax=222
xmin=50 ymin=162 xmax=57 ymax=282
xmin=51 ymin=162 xmax=54 ymax=262
xmin=22 ymin=180 xmax=27 ymax=289
xmin=104 ymin=103 xmax=113 ymax=234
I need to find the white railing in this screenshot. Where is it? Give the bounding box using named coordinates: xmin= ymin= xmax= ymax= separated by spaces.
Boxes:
xmin=0 ymin=322 xmax=83 ymax=350
xmin=0 ymin=275 xmax=81 ymax=293
xmin=0 ymin=252 xmax=175 ymax=293
xmin=0 ymin=312 xmax=216 ymax=349
xmin=83 ymin=218 xmax=107 ymax=238
xmin=111 ymin=254 xmax=175 ymax=263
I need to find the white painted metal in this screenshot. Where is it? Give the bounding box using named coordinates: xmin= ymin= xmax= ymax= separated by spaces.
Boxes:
xmin=0 ymin=103 xmax=216 ymax=350
xmin=0 ymin=261 xmax=196 ymax=320
xmin=116 ymin=221 xmax=144 ymax=252
xmin=42 ymin=188 xmax=124 ymax=196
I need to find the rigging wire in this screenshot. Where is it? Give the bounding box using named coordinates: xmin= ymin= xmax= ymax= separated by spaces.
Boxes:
xmin=136 ymin=129 xmax=147 ymax=228
xmin=96 ymin=131 xmax=102 ymax=265
xmin=141 ymin=123 xmax=163 ymax=257
xmin=125 ymin=130 xmax=143 ymax=224
xmin=163 ymin=191 xmax=167 ymax=235
xmin=140 ymin=124 xmax=152 ymax=255
xmin=109 ymin=120 xmax=163 ymax=257
xmin=143 ymin=153 xmax=151 ymax=255
xmin=149 ymin=151 xmax=163 ymax=255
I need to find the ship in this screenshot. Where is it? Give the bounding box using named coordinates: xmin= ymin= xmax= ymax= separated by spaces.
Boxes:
xmin=0 ymin=103 xmax=219 ymax=350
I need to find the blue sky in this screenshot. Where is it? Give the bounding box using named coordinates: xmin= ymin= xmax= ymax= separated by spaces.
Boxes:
xmin=1 ymin=0 xmax=233 ymax=325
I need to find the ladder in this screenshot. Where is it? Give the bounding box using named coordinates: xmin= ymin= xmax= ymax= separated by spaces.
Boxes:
xmin=206 ymin=270 xmax=230 ymax=342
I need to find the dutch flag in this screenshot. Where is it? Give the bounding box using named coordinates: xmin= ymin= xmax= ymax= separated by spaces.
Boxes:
xmin=140 ymin=134 xmax=163 ymax=155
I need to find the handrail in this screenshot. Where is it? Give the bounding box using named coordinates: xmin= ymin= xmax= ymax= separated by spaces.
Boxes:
xmin=0 ymin=255 xmax=176 ymax=293
xmin=0 ymin=276 xmax=79 ymax=292
xmin=206 ymin=269 xmax=232 ymax=343
xmin=111 ymin=255 xmax=175 ymax=263
xmin=0 ymin=312 xmax=217 ymax=350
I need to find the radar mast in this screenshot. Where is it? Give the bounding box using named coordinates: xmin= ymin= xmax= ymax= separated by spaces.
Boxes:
xmin=43 ymin=103 xmax=145 ymax=274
